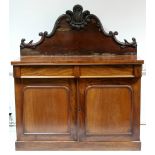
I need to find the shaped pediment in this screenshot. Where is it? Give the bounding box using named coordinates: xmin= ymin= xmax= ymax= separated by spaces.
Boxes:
xmin=20 ymin=4 xmax=137 ymax=56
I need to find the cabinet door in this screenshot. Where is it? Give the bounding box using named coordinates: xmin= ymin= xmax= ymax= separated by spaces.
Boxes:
xmin=78 ymin=78 xmax=140 ymax=141
xmin=15 ymin=78 xmax=77 ymax=141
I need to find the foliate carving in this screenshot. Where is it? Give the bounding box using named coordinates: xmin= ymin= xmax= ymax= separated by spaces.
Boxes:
xmin=20 ymin=4 xmax=137 ymax=50
xmin=108 ymin=31 xmax=137 ymax=48
xmin=20 ymin=31 xmax=49 ymax=49
xmin=124 ymin=38 xmax=137 ymax=47
xmin=66 ymin=4 xmax=91 ymax=29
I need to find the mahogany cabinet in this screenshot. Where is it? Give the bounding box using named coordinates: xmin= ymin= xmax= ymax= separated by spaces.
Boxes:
xmin=11 ymin=5 xmax=144 ymax=150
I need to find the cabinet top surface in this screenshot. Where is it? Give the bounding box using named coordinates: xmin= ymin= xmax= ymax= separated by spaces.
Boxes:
xmin=11 ymin=55 xmax=143 ymax=65
xmin=12 ymin=5 xmax=143 ymax=65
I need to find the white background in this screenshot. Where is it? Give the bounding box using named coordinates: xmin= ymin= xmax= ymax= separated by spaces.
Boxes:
xmin=0 ymin=0 xmax=154 ymax=154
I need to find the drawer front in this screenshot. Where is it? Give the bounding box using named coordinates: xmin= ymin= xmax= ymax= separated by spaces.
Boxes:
xmin=20 ymin=66 xmax=74 ymax=78
xmin=80 ymin=65 xmax=134 ymax=78
xmin=13 ymin=65 xmax=139 ymax=78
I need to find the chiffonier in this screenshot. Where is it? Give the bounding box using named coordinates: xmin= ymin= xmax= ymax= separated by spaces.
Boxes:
xmin=11 ymin=5 xmax=144 ymax=150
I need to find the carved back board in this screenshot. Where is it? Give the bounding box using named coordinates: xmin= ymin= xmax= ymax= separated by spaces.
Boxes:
xmin=20 ymin=5 xmax=137 ymax=56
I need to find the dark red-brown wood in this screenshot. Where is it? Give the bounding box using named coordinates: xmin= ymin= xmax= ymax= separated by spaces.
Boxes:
xmin=11 ymin=4 xmax=143 ymax=151
xmin=20 ymin=4 xmax=137 ymax=56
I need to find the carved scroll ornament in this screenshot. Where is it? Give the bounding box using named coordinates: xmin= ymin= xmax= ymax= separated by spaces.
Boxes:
xmin=20 ymin=4 xmax=137 ymax=52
